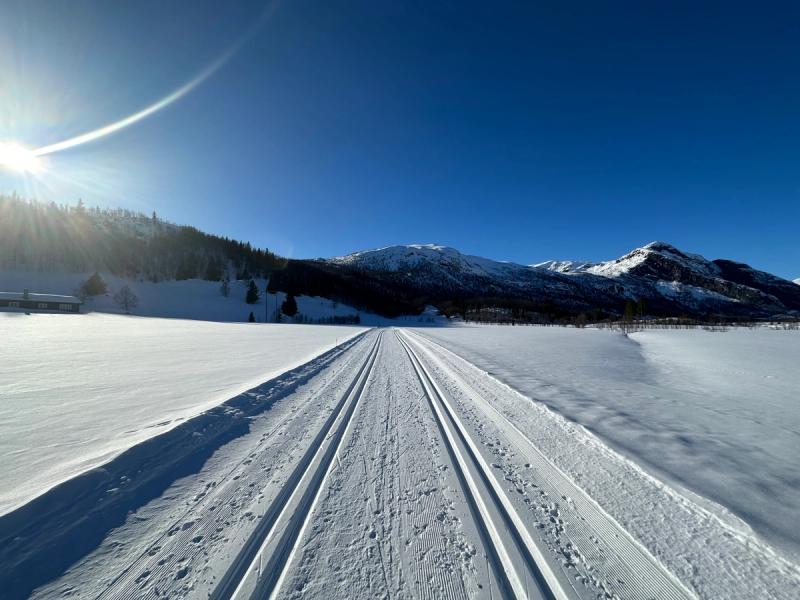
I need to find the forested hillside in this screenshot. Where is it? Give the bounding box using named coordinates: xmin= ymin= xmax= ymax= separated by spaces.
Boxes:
xmin=0 ymin=195 xmax=285 ymax=281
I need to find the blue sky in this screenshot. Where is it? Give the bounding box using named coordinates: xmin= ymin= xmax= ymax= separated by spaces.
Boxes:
xmin=1 ymin=1 xmax=798 ymax=278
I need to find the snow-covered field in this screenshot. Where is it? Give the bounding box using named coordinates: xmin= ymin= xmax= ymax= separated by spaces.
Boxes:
xmin=416 ymin=325 xmax=800 ymax=562
xmin=4 ymin=326 xmax=798 ymax=599
xmin=0 ymin=312 xmax=365 ymax=516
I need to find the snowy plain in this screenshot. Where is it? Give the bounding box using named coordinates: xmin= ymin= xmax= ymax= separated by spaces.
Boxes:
xmin=416 ymin=325 xmax=800 ymax=562
xmin=0 ymin=312 xmax=365 ymax=516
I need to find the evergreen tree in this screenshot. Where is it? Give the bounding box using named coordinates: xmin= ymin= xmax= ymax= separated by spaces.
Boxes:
xmin=79 ymin=272 xmax=108 ymax=298
xmin=248 ymin=311 xmax=256 ymax=322
xmin=281 ymin=293 xmax=298 ymax=317
xmin=246 ymin=279 xmax=260 ymax=304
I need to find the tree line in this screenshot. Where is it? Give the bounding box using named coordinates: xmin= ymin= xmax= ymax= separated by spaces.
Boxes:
xmin=0 ymin=195 xmax=286 ymax=281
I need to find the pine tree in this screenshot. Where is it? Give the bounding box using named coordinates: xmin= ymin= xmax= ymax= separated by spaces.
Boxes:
xmin=248 ymin=311 xmax=256 ymax=322
xmin=246 ymin=279 xmax=260 ymax=304
xmin=79 ymin=272 xmax=108 ymax=298
xmin=281 ymin=293 xmax=298 ymax=317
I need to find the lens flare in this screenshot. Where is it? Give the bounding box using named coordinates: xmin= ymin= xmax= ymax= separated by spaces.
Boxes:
xmin=28 ymin=1 xmax=279 ymax=159
xmin=0 ymin=142 xmax=43 ymax=173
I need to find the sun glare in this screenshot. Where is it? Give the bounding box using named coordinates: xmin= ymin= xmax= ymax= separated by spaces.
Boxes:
xmin=0 ymin=142 xmax=43 ymax=173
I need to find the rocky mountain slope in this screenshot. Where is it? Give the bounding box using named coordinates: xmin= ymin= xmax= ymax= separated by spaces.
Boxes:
xmin=268 ymin=242 xmax=800 ymax=321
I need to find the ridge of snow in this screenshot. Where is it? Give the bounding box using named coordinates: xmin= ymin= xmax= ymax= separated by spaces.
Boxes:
xmin=531 ymin=260 xmax=595 ymax=273
xmin=793 ymin=278 xmax=800 ymax=286
xmin=330 ymin=243 xmax=525 ymax=278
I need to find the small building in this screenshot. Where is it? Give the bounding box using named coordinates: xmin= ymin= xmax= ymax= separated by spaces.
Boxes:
xmin=0 ymin=289 xmax=82 ymax=313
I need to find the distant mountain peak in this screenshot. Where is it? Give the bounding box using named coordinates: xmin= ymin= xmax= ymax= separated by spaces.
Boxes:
xmin=531 ymin=260 xmax=595 ymax=273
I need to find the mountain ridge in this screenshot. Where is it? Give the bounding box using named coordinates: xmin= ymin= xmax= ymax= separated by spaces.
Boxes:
xmin=275 ymin=240 xmax=799 ymax=321
xmin=1 ymin=196 xmax=797 ymax=322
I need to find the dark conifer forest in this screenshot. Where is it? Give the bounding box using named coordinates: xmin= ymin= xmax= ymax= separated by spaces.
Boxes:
xmin=0 ymin=195 xmax=285 ymax=281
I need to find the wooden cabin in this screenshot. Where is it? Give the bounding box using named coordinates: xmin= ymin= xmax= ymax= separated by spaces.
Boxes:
xmin=0 ymin=289 xmax=82 ymax=313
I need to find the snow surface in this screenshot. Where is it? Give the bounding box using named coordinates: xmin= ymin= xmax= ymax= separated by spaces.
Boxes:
xmin=7 ymin=331 xmax=699 ymax=600
xmin=3 ymin=324 xmax=799 ymax=599
xmin=0 ymin=313 xmax=365 ymax=516
xmin=416 ymin=325 xmax=800 ymax=563
xmin=0 ymin=291 xmax=81 ymax=303
xmin=794 ymin=278 xmax=800 ymax=285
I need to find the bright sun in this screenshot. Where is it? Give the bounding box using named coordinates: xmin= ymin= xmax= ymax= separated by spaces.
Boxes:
xmin=0 ymin=142 xmax=43 ymax=173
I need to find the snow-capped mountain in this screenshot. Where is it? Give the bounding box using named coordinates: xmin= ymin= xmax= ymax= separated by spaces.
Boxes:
xmin=283 ymin=241 xmax=800 ymax=320
xmin=794 ymin=278 xmax=800 ymax=286
xmin=331 ymin=244 xmax=519 ymax=279
xmin=530 ymin=260 xmax=595 ymax=273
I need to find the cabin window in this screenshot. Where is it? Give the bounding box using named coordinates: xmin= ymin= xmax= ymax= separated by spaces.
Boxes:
xmin=8 ymin=301 xmax=20 ymax=308
xmin=58 ymin=304 xmax=73 ymax=311
xmin=37 ymin=303 xmax=49 ymax=309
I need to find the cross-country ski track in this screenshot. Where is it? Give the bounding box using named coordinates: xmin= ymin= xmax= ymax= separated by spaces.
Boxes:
xmin=8 ymin=326 xmax=797 ymax=599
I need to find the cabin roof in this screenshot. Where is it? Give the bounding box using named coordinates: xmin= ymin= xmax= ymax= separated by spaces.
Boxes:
xmin=0 ymin=291 xmax=82 ymax=303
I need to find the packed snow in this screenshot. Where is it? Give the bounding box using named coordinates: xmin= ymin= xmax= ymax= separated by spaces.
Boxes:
xmin=416 ymin=324 xmax=800 ymax=563
xmin=1 ymin=331 xmax=696 ymax=600
xmin=0 ymin=312 xmax=365 ymax=516
xmin=7 ymin=327 xmax=798 ymax=599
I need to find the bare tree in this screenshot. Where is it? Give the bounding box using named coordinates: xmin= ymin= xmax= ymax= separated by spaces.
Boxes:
xmin=114 ymin=285 xmax=139 ymax=314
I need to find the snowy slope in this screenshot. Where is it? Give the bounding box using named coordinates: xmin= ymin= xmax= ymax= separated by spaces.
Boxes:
xmin=416 ymin=324 xmax=800 ymax=563
xmin=794 ymin=278 xmax=800 ymax=285
xmin=0 ymin=313 xmax=365 ymax=516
